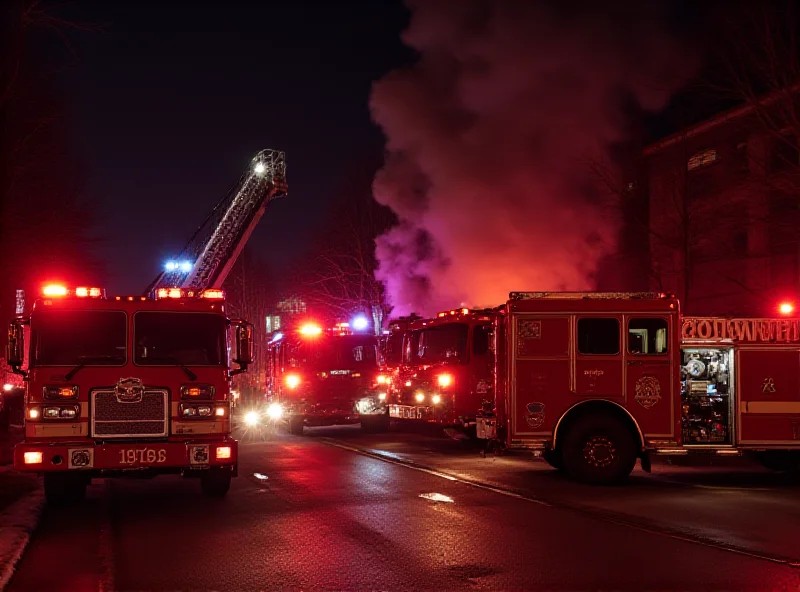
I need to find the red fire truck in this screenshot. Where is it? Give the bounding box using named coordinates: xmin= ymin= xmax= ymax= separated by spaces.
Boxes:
xmin=9 ymin=149 xmax=287 ymax=503
xmin=386 ymin=308 xmax=495 ymax=435
xmin=475 ymin=291 xmax=800 ymax=484
xmin=265 ymin=321 xmax=389 ymax=434
xmin=8 ymin=284 xmax=253 ymax=502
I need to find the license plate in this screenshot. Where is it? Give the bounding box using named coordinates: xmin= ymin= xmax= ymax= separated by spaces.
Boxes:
xmin=116 ymin=447 xmax=169 ymax=466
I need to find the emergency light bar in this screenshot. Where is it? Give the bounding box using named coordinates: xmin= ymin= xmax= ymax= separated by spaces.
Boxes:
xmin=437 ymin=308 xmax=471 ymax=318
xmin=154 ymin=288 xmax=225 ymax=300
xmin=41 ymin=284 xmax=106 ymax=299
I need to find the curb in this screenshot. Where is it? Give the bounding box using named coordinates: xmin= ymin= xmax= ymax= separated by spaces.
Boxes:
xmin=0 ymin=475 xmax=44 ymax=592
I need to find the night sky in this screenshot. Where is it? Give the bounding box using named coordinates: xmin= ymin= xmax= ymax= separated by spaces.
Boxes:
xmin=59 ymin=0 xmax=410 ymax=295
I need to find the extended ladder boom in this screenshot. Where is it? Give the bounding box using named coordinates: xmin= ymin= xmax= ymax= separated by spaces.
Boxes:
xmin=147 ymin=149 xmax=287 ymax=295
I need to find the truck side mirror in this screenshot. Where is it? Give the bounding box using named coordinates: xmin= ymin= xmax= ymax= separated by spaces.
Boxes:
xmin=6 ymin=321 xmax=26 ymax=377
xmin=234 ymin=323 xmax=254 ymax=366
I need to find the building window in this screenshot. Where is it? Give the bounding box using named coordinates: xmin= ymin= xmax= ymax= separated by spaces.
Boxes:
xmin=628 ymin=318 xmax=668 ymax=355
xmin=577 ymin=318 xmax=620 ymax=355
xmin=688 ymin=149 xmax=718 ymax=171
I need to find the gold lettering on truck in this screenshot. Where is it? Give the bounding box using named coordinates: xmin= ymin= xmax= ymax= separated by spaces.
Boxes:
xmin=682 ymin=318 xmax=800 ymax=343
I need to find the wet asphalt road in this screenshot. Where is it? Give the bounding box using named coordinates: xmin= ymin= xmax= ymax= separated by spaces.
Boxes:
xmin=8 ymin=424 xmax=800 ymax=591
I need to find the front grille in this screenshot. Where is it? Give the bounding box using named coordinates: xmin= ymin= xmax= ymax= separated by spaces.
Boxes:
xmin=92 ymin=389 xmax=168 ymax=438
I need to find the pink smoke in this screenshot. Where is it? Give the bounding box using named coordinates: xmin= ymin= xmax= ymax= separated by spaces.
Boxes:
xmin=370 ymin=0 xmax=693 ymax=316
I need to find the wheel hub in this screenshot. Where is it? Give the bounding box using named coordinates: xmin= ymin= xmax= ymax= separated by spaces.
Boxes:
xmin=583 ymin=436 xmax=617 ymax=467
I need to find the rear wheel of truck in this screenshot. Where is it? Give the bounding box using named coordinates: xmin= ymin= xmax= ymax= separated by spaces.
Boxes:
xmin=288 ymin=417 xmax=304 ymax=435
xmin=201 ymin=468 xmax=232 ymax=497
xmin=562 ymin=415 xmax=636 ymax=485
xmin=44 ymin=473 xmax=87 ymax=505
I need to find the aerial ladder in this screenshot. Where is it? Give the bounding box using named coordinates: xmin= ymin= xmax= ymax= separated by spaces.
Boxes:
xmin=146 ymin=149 xmax=287 ymax=295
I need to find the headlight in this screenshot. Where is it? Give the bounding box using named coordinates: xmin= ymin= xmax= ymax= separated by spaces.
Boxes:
xmin=244 ymin=411 xmax=260 ymax=426
xmin=432 ymin=395 xmax=442 ymax=405
xmin=415 ymin=392 xmax=425 ymax=403
xmin=437 ymin=374 xmax=453 ymax=388
xmin=376 ymin=375 xmax=388 ymax=384
xmin=266 ymin=402 xmax=283 ymax=420
xmin=285 ymin=374 xmax=301 ymax=389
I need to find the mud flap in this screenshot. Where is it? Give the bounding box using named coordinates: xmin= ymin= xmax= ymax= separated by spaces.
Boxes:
xmin=640 ymin=450 xmax=652 ymax=473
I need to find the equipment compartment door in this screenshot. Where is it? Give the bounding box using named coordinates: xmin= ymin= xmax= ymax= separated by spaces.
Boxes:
xmin=511 ymin=315 xmax=571 ymax=438
xmin=737 ymin=349 xmax=800 ymax=445
xmin=624 ymin=316 xmax=674 ymax=438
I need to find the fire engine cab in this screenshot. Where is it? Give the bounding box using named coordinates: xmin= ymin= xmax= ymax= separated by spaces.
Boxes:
xmin=265 ymin=321 xmax=389 ymax=434
xmin=476 ymin=291 xmax=800 ymax=483
xmin=8 ymin=284 xmax=252 ymax=502
xmin=387 ymin=308 xmax=495 ymax=434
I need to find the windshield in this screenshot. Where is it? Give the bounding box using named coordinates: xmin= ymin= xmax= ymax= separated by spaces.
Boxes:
xmin=407 ymin=323 xmax=468 ymax=364
xmin=382 ymin=332 xmax=404 ymax=366
xmin=134 ymin=312 xmax=227 ymax=366
xmin=289 ymin=336 xmax=378 ymax=371
xmin=32 ymin=310 xmax=127 ymax=366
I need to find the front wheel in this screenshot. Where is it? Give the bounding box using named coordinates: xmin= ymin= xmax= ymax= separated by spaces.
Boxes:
xmin=562 ymin=415 xmax=637 ymax=485
xmin=201 ymin=468 xmax=232 ymax=497
xmin=44 ymin=473 xmax=87 ymax=505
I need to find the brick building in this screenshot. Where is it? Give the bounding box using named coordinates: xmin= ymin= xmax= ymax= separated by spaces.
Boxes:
xmin=638 ymin=95 xmax=800 ymax=316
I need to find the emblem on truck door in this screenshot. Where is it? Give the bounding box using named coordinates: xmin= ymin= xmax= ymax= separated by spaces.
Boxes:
xmin=525 ymin=402 xmax=545 ymax=429
xmin=115 ymin=377 xmax=144 ymax=403
xmin=634 ymin=375 xmax=661 ymax=409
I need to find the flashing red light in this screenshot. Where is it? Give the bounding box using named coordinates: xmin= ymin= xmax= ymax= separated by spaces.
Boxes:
xmin=299 ymin=323 xmax=322 ymax=336
xmin=42 ymin=284 xmax=68 ymax=297
xmin=779 ymin=302 xmax=794 ymax=315
xmin=201 ymin=289 xmax=224 ymax=299
xmin=75 ymin=286 xmax=103 ymax=298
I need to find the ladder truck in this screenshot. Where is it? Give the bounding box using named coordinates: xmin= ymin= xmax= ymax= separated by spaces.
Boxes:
xmin=9 ymin=150 xmax=287 ymax=503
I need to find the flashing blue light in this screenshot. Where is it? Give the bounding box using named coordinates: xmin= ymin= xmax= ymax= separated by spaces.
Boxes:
xmin=270 ymin=332 xmax=284 ymax=344
xmin=179 ymin=261 xmax=192 ymax=273
xmin=165 ymin=261 xmax=177 ymax=272
xmin=352 ymin=315 xmax=369 ymax=331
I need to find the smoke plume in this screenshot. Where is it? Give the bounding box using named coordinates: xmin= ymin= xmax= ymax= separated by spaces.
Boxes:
xmin=371 ymin=0 xmax=692 ymax=316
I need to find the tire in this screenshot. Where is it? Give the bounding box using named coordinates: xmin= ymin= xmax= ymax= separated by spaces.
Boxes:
xmin=562 ymin=414 xmax=637 ymax=485
xmin=542 ymin=447 xmax=563 ymax=470
xmin=756 ymin=451 xmax=800 ymax=473
xmin=288 ymin=417 xmax=304 ymax=436
xmin=44 ymin=473 xmax=87 ymax=505
xmin=201 ymin=468 xmax=232 ymax=497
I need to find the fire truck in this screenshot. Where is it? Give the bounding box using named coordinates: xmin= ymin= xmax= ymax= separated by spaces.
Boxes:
xmin=386 ymin=308 xmax=495 ymax=435
xmin=475 ymin=291 xmax=800 ymax=484
xmin=265 ymin=320 xmax=388 ymax=434
xmin=9 ymin=149 xmax=287 ymax=503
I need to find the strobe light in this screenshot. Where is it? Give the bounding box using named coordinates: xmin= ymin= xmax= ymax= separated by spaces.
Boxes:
xmin=351 ymin=315 xmax=369 ymax=331
xmin=779 ymin=302 xmax=795 ymax=315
